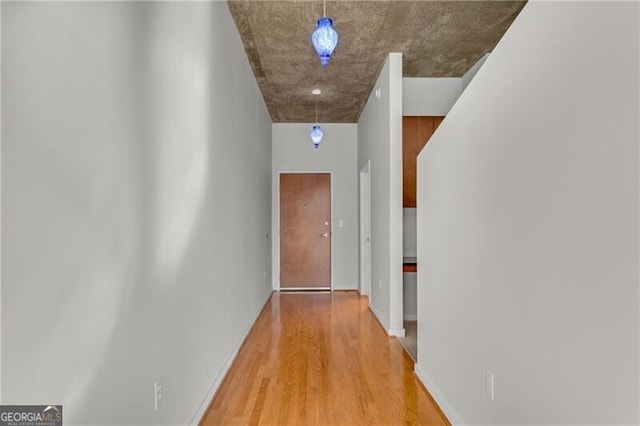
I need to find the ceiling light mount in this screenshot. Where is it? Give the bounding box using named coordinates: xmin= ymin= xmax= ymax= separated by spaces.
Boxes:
xmin=310 ymin=90 xmax=323 ymax=148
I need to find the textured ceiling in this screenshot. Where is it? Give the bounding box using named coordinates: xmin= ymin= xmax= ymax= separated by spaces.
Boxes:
xmin=228 ymin=1 xmax=526 ymax=123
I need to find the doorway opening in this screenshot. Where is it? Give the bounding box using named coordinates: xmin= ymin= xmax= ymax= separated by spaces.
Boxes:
xmin=399 ymin=116 xmax=445 ymax=361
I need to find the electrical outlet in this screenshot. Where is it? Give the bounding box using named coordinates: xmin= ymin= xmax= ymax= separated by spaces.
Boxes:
xmin=378 ymin=280 xmax=382 ymax=290
xmin=485 ymin=370 xmax=495 ymax=402
xmin=154 ymin=377 xmax=163 ymax=411
xmin=263 ymin=269 xmax=267 ymax=280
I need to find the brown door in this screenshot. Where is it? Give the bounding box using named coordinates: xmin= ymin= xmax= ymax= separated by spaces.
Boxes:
xmin=280 ymin=173 xmax=331 ymax=288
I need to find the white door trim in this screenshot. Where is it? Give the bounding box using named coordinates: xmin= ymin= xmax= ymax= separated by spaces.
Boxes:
xmin=359 ymin=161 xmax=371 ymax=297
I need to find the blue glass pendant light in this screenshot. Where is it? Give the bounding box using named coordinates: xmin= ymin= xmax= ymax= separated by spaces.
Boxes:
xmin=310 ymin=89 xmax=323 ymax=148
xmin=311 ymin=0 xmax=338 ymax=67
xmin=310 ymin=125 xmax=323 ymax=148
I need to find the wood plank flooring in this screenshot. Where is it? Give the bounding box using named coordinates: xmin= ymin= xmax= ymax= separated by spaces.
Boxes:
xmin=200 ymin=291 xmax=449 ymax=425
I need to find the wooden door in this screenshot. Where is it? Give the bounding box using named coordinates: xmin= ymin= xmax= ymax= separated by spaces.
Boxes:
xmin=280 ymin=173 xmax=331 ymax=288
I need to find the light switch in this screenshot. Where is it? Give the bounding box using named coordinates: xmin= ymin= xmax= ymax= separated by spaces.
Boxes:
xmin=339 ymin=220 xmax=344 ymax=228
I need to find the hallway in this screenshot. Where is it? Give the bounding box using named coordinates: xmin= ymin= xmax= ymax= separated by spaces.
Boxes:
xmin=200 ymin=291 xmax=449 ymax=425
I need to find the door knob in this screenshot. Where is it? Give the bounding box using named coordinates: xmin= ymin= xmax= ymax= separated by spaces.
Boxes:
xmin=320 ymin=232 xmax=330 ymax=237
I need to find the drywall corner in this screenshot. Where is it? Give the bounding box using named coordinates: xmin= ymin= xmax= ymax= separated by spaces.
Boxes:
xmin=637 ymin=0 xmax=640 ymax=418
xmin=402 ymin=78 xmax=462 ymax=116
xmin=0 ymin=0 xmax=3 ymax=405
xmin=357 ymin=54 xmax=394 ymax=332
xmin=388 ymin=52 xmax=404 ymax=337
xmin=414 ymin=364 xmax=462 ymax=425
xmin=461 ymin=53 xmax=490 ymax=91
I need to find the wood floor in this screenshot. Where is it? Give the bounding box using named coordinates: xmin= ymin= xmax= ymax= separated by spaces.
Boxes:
xmin=200 ymin=291 xmax=449 ymax=426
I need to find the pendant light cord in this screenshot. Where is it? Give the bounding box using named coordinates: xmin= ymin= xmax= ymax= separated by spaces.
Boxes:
xmin=323 ymin=0 xmax=326 ymax=17
xmin=315 ymin=96 xmax=319 ymax=124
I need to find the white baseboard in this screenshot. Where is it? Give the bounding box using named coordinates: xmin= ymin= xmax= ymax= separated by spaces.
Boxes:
xmin=414 ymin=363 xmax=463 ymax=425
xmin=331 ymin=285 xmax=359 ymax=291
xmin=403 ymin=314 xmax=417 ymax=321
xmin=369 ymin=303 xmax=405 ymax=337
xmin=389 ymin=327 xmax=405 ymax=337
xmin=189 ymin=291 xmax=273 ymax=425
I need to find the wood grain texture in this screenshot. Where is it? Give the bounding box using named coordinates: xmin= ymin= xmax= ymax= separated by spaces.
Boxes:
xmin=280 ymin=173 xmax=331 ymax=287
xmin=403 ymin=116 xmax=445 ymax=207
xmin=200 ymin=291 xmax=450 ymax=426
xmin=433 ymin=116 xmax=445 ymax=132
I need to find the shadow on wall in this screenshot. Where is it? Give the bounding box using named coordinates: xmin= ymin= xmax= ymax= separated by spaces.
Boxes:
xmin=3 ymin=2 xmax=215 ymax=422
xmin=150 ymin=3 xmax=211 ymax=282
xmin=1 ymin=1 xmax=145 ymax=414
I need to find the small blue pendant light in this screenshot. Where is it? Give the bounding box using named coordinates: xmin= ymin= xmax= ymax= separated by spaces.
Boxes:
xmin=310 ymin=89 xmax=323 ymax=148
xmin=311 ymin=0 xmax=338 ymax=67
xmin=310 ymin=125 xmax=323 ymax=148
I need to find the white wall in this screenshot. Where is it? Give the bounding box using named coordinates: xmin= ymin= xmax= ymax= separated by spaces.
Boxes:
xmin=272 ymin=123 xmax=358 ymax=290
xmin=403 ymin=55 xmax=487 ymax=118
xmin=2 ymin=2 xmax=272 ymax=424
xmin=416 ymin=2 xmax=639 ymax=424
xmin=461 ymin=53 xmax=490 ymax=92
xmin=402 ymin=273 xmax=417 ymax=321
xmin=358 ymin=53 xmax=404 ymax=335
xmin=403 ymin=209 xmax=417 ymax=320
xmin=403 ymin=208 xmax=417 ymax=257
xmin=403 ymin=78 xmax=462 ymax=116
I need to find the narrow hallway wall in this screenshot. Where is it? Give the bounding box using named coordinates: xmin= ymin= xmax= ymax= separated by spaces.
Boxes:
xmin=358 ymin=53 xmax=404 ymax=335
xmin=2 ymin=2 xmax=272 ymax=424
xmin=416 ymin=2 xmax=639 ymax=424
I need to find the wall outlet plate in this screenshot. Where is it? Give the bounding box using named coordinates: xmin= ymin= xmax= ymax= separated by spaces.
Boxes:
xmin=154 ymin=377 xmax=163 ymax=411
xmin=485 ymin=369 xmax=495 ymax=402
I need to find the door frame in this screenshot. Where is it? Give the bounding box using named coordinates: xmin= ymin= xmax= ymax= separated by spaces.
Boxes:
xmin=359 ymin=161 xmax=371 ymax=297
xmin=273 ymin=171 xmax=334 ymax=291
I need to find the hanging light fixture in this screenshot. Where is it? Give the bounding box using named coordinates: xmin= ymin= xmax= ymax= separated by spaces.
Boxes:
xmin=310 ymin=89 xmax=323 ymax=149
xmin=310 ymin=125 xmax=323 ymax=148
xmin=311 ymin=0 xmax=339 ymax=67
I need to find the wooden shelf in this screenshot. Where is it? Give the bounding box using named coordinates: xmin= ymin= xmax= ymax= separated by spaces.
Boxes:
xmin=403 ymin=257 xmax=417 ymax=273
